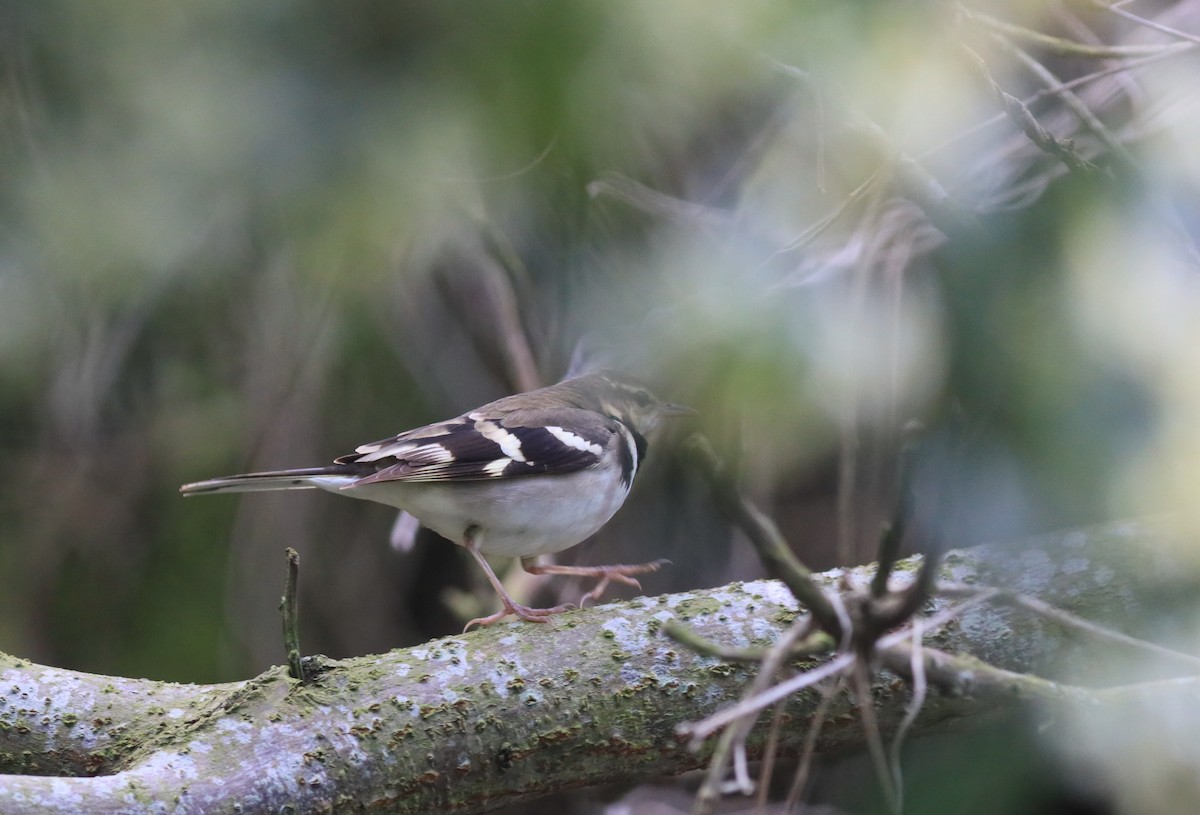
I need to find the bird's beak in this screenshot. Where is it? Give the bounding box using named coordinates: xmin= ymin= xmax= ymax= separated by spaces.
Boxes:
xmin=660 ymin=402 xmax=698 ymax=418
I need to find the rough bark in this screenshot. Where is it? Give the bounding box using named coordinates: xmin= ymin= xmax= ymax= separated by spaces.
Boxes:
xmin=1 ymin=521 xmax=1195 ymax=814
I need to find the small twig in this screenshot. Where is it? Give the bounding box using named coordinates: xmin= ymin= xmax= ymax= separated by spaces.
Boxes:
xmin=1091 ymin=0 xmax=1200 ymax=47
xmin=662 ymin=620 xmax=833 ymax=665
xmin=473 ymin=223 xmax=545 ymax=394
xmin=755 ymin=695 xmax=788 ymax=812
xmin=997 ymin=33 xmax=1200 ymax=270
xmin=899 ymin=586 xmax=1001 ymax=640
xmin=877 ymin=642 xmax=1096 ymax=704
xmin=828 ymin=588 xmax=854 ymax=655
xmin=763 ymin=168 xmax=883 ymax=265
xmin=693 ymin=617 xmax=821 ymax=809
xmin=685 ymin=587 xmax=1018 ymax=813
xmin=916 ymin=45 xmax=1193 ymax=170
xmin=867 ymin=547 xmax=945 ymax=636
xmin=683 ymin=654 xmax=855 ymax=745
xmin=693 ymin=726 xmax=741 ymax=814
xmin=871 ymin=524 xmax=906 ymax=600
xmin=961 ymin=44 xmax=1097 ymax=175
xmin=939 ymin=581 xmax=1200 ymax=670
xmin=888 ymin=650 xmax=1200 ymax=707
xmin=864 ymin=423 xmax=950 ymax=639
xmin=852 ymin=656 xmax=899 ymax=814
xmin=280 ymin=548 xmax=305 ymax=682
xmin=785 ymin=678 xmax=840 ymax=811
xmin=435 ymin=240 xmax=543 ymax=396
xmin=770 ymin=59 xmax=985 ymax=240
xmin=835 ymin=190 xmax=889 ymax=569
xmin=997 ymin=36 xmax=1136 ymax=166
xmin=888 ymin=617 xmax=928 ymax=814
xmin=662 ymin=621 xmax=773 ymax=663
xmin=587 ymin=172 xmax=737 ymax=232
xmin=684 ymin=590 xmax=1002 ymax=744
xmin=871 ymin=425 xmax=922 ymax=598
xmin=730 ymin=740 xmax=754 ymax=795
xmin=964 ymin=7 xmax=1195 ymax=58
xmin=686 ymin=433 xmax=845 ymax=639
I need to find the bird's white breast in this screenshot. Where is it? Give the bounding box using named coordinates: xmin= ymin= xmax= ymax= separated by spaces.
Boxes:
xmin=341 ymin=462 xmax=632 ymax=557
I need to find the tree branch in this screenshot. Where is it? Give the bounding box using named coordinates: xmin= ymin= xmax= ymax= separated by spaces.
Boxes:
xmin=1 ymin=521 xmax=1196 ymax=814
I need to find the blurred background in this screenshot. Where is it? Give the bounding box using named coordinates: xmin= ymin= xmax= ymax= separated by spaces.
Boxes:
xmin=3 ymin=1 xmax=1200 ymax=812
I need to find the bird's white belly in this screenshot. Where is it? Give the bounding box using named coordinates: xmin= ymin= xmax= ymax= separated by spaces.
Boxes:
xmin=342 ymin=466 xmax=631 ymax=557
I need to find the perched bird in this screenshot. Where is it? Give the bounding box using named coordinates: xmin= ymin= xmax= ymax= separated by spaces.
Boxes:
xmin=181 ymin=370 xmax=692 ymax=629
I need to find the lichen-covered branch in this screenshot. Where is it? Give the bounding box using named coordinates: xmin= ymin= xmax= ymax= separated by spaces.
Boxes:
xmin=1 ymin=521 xmax=1195 ymax=814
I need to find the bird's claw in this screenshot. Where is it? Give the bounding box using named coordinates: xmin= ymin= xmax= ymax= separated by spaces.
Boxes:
xmin=463 ymin=601 xmax=576 ymax=632
xmin=577 ymin=559 xmax=670 ymax=607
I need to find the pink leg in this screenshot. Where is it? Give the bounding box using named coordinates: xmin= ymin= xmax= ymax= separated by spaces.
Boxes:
xmin=462 ymin=530 xmax=574 ymax=631
xmin=522 ymin=557 xmax=670 ymax=607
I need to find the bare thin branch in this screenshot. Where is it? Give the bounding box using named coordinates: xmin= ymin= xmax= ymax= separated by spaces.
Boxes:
xmin=686 ymin=433 xmax=846 ymax=639
xmin=939 ymin=581 xmax=1200 ymax=670
xmin=784 ymin=678 xmax=840 ymax=811
xmin=888 ymin=618 xmax=929 ymax=813
xmin=965 ymin=7 xmax=1195 ymax=57
xmin=1091 ymin=0 xmax=1200 ymax=47
xmin=961 ymin=44 xmax=1097 ymax=175
xmin=853 ymin=655 xmax=900 ymax=814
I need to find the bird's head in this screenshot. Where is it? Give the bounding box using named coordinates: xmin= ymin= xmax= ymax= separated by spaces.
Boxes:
xmin=567 ymin=371 xmax=695 ymax=436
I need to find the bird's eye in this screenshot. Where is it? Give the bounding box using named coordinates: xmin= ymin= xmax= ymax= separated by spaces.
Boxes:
xmin=633 ymin=390 xmax=653 ymax=406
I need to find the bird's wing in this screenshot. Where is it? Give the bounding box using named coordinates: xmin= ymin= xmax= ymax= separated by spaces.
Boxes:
xmin=340 ymin=408 xmax=616 ymax=485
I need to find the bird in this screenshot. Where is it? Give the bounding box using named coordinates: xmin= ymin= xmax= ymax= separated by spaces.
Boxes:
xmin=180 ymin=370 xmax=693 ymax=629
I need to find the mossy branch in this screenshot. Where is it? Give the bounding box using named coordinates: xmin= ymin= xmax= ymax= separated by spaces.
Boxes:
xmin=1 ymin=521 xmax=1196 ymax=814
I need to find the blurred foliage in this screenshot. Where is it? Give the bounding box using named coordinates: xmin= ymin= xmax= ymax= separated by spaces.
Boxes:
xmin=3 ymin=0 xmax=1200 ymax=812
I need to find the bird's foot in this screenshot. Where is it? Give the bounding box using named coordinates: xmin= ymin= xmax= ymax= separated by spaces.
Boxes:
xmin=524 ymin=558 xmax=671 ymax=607
xmin=463 ymin=600 xmax=575 ymax=632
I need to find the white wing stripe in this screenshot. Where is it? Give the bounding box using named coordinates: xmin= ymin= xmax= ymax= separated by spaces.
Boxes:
xmin=356 ymin=441 xmax=455 ymax=463
xmin=545 ymin=426 xmax=603 ymax=457
xmin=475 ymin=420 xmax=527 ymax=462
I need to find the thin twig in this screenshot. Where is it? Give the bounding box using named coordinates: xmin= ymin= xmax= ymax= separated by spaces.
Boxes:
xmin=755 ymin=695 xmax=788 ymax=812
xmin=938 ymin=581 xmax=1200 ymax=670
xmin=686 ymin=433 xmax=845 ymax=639
xmin=662 ymin=619 xmax=833 ymax=664
xmin=877 ymin=641 xmax=1098 ymax=704
xmin=769 ymin=59 xmax=984 ymax=238
xmin=683 ymin=653 xmax=855 ymax=745
xmin=280 ymin=548 xmax=305 ymax=682
xmin=961 ymin=44 xmax=1097 ymax=175
xmin=867 ymin=546 xmax=945 ymax=636
xmin=693 ymin=617 xmax=821 ymax=809
xmin=871 ymin=425 xmax=921 ymax=597
xmin=785 ymin=678 xmax=840 ymax=811
xmin=836 ymin=188 xmax=888 ymax=568
xmin=764 ymin=169 xmax=883 ymax=261
xmin=853 ymin=656 xmax=899 ymax=814
xmin=684 ymin=589 xmax=1002 ymax=744
xmin=1092 ymin=0 xmax=1200 ymax=47
xmin=997 ymin=33 xmax=1200 ymax=269
xmin=888 ymin=617 xmax=928 ymax=813
xmin=587 ymin=172 xmax=737 ymax=232
xmin=693 ymin=725 xmax=744 ymax=815
xmin=917 ymin=44 xmax=1194 ymax=169
xmin=730 ymin=740 xmax=753 ymax=795
xmin=828 ymin=588 xmax=854 ymax=655
xmin=473 ymin=226 xmax=543 ymax=394
xmin=662 ymin=621 xmax=771 ymax=663
xmin=965 ymin=7 xmax=1195 ymax=57
xmin=998 ymin=36 xmax=1136 ymax=165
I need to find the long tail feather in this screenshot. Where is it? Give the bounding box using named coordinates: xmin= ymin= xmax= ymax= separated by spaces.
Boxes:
xmin=180 ymin=466 xmax=366 ymax=496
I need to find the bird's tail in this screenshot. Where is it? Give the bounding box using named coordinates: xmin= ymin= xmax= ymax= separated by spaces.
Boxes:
xmin=180 ymin=466 xmax=368 ymax=496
